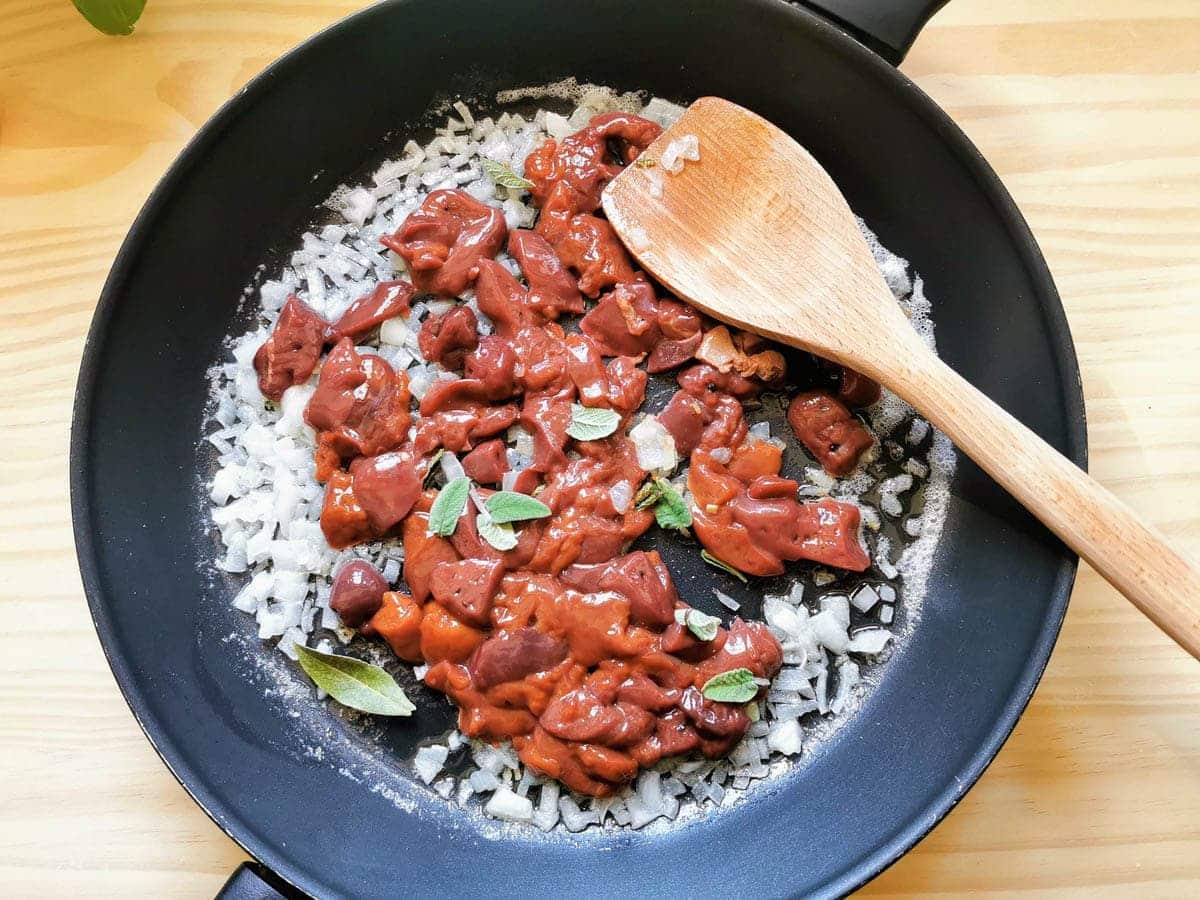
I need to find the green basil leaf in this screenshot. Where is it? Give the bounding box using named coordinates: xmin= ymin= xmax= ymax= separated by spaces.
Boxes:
xmin=566 ymin=404 xmax=621 ymax=441
xmin=701 ymin=549 xmax=749 ymax=583
xmin=674 ymin=607 xmax=720 ymax=642
xmin=485 ymin=490 xmax=552 ymax=524
xmin=701 ymin=667 xmax=759 ymax=704
xmin=476 ymin=512 xmax=518 ymax=550
xmin=71 ymin=0 xmax=146 ymax=35
xmin=428 ymin=477 xmax=471 ymax=536
xmin=422 ymin=448 xmax=445 ymax=488
xmin=652 ymin=477 xmax=692 ymax=530
xmin=633 ymin=479 xmax=663 ymax=510
xmin=294 ymin=644 xmax=415 ymax=716
xmin=481 ymin=158 xmax=534 ymax=191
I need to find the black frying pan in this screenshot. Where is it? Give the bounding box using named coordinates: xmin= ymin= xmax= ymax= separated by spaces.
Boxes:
xmin=71 ymin=1 xmax=1085 ymax=897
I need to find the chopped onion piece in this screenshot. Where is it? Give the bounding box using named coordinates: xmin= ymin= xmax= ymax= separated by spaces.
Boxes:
xmin=748 ymin=421 xmax=771 ymax=440
xmin=847 ymin=628 xmax=892 ymax=655
xmin=340 ymin=186 xmax=376 ymax=228
xmin=379 ymin=316 xmax=410 ymax=346
xmin=484 ymin=787 xmax=534 ymax=823
xmin=807 ymin=610 xmax=849 ymax=656
xmin=630 ymin=415 xmax=678 ymax=473
xmin=715 ymin=590 xmax=740 ymax=612
xmin=440 ymin=452 xmax=466 ymax=483
xmin=819 ymin=594 xmax=850 ymax=629
xmin=767 ymin=720 xmax=803 ymax=756
xmin=534 ymin=782 xmax=560 ymax=831
xmin=850 ymin=584 xmax=879 ymax=613
xmin=413 ymin=745 xmax=449 ymax=785
xmin=609 ymin=481 xmax=633 ymax=513
xmin=661 ymin=133 xmax=700 ymax=174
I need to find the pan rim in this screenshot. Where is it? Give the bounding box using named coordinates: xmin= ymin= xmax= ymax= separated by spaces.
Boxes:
xmin=70 ymin=1 xmax=1085 ymax=896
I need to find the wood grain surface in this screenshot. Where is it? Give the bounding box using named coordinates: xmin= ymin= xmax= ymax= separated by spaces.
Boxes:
xmin=1 ymin=1 xmax=1197 ymax=896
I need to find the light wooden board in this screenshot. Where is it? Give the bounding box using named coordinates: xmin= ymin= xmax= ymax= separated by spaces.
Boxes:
xmin=0 ymin=1 xmax=1196 ymax=896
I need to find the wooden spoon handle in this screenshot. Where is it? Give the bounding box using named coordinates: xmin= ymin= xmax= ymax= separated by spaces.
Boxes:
xmin=885 ymin=344 xmax=1200 ymax=659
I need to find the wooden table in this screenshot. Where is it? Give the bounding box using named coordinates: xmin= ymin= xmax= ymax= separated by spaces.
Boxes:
xmin=2 ymin=1 xmax=1197 ymax=895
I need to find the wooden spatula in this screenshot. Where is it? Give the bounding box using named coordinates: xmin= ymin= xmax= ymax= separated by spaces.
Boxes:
xmin=602 ymin=96 xmax=1200 ymax=659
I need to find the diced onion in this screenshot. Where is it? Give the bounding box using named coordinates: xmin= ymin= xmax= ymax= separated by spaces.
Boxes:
xmin=485 ymin=788 xmax=534 ymax=823
xmin=414 ymin=745 xmax=449 ymax=784
xmin=440 ymin=452 xmax=466 ymax=482
xmin=661 ymin=133 xmax=700 ymax=174
xmin=629 ymin=415 xmax=678 ymax=474
xmin=609 ymin=481 xmax=633 ymax=514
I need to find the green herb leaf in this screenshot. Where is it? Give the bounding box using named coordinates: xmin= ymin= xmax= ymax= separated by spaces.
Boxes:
xmin=701 ymin=667 xmax=759 ymax=704
xmin=566 ymin=404 xmax=621 ymax=442
xmin=422 ymin=448 xmax=445 ymax=488
xmin=652 ymin=477 xmax=692 ymax=530
xmin=673 ymin=607 xmax=720 ymax=642
xmin=72 ymin=0 xmax=146 ymax=35
xmin=476 ymin=512 xmax=518 ymax=551
xmin=428 ymin=477 xmax=471 ymax=536
xmin=633 ymin=479 xmax=663 ymax=510
xmin=701 ymin=549 xmax=749 ymax=583
xmin=744 ymin=701 xmax=760 ymax=722
xmin=294 ymin=644 xmax=415 ymax=716
xmin=482 ymin=158 xmax=534 ymax=191
xmin=485 ymin=491 xmax=552 ymax=524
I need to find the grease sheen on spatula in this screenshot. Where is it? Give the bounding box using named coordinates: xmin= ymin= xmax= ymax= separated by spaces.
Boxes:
xmin=601 ymin=97 xmax=1200 ymax=660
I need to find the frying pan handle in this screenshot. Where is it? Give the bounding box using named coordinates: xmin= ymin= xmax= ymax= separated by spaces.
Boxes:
xmin=215 ymin=863 xmax=294 ymax=900
xmin=800 ymin=0 xmax=949 ymax=64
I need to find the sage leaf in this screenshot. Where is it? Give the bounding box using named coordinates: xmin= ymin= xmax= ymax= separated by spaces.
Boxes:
xmin=701 ymin=549 xmax=749 ymax=583
xmin=701 ymin=667 xmax=759 ymax=704
xmin=485 ymin=491 xmax=552 ymax=524
xmin=476 ymin=512 xmax=518 ymax=551
xmin=633 ymin=479 xmax=663 ymax=510
xmin=72 ymin=0 xmax=146 ymax=35
xmin=566 ymin=404 xmax=620 ymax=441
xmin=673 ymin=607 xmax=720 ymax=642
xmin=428 ymin=477 xmax=471 ymax=536
xmin=652 ymin=477 xmax=692 ymax=530
xmin=294 ymin=645 xmax=415 ymax=716
xmin=482 ymin=158 xmax=533 ymax=191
